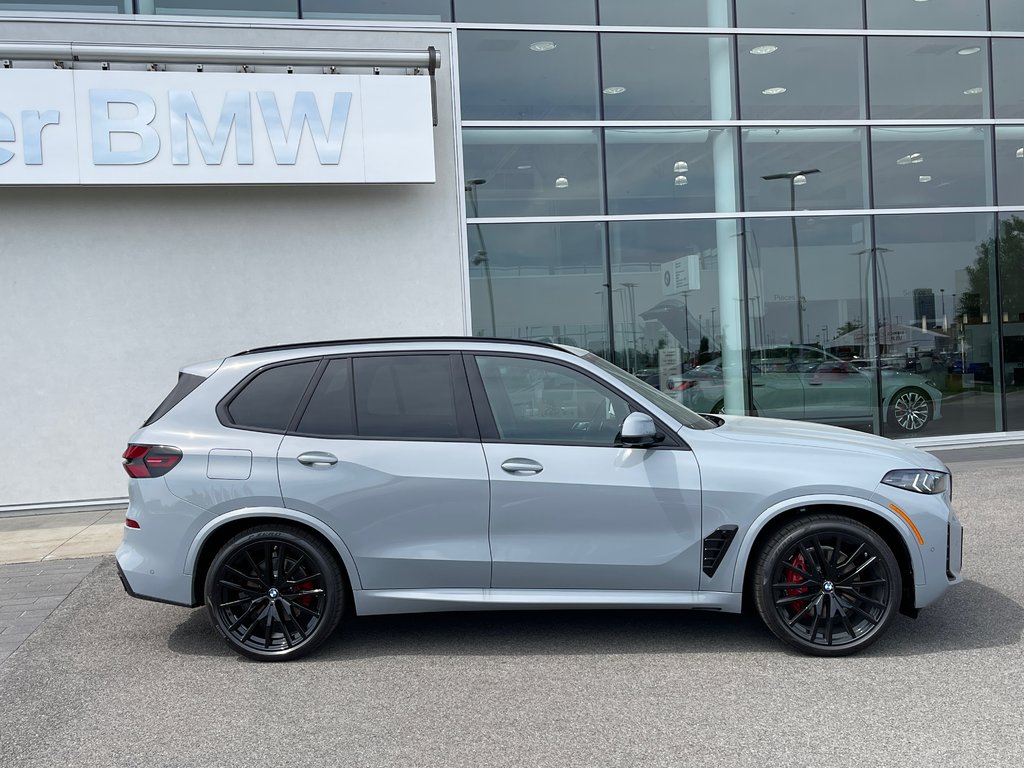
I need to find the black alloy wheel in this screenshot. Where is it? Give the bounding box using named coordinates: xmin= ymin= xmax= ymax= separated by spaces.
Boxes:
xmin=205 ymin=525 xmax=345 ymax=661
xmin=753 ymin=515 xmax=901 ymax=656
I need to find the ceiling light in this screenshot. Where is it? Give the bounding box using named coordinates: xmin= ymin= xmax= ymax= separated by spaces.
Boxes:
xmin=674 ymin=175 xmax=688 ymax=186
xmin=603 ymin=86 xmax=626 ymax=95
xmin=749 ymin=45 xmax=778 ymax=55
xmin=673 ymin=160 xmax=689 ymax=173
xmin=963 ymin=87 xmax=983 ymax=95
xmin=517 ymin=164 xmax=532 ymax=170
xmin=957 ymin=47 xmax=981 ymax=56
xmin=919 ymin=175 xmax=932 ymax=183
xmin=555 ymin=176 xmax=569 ymax=189
xmin=793 ymin=174 xmax=808 ymax=186
xmin=529 ymin=41 xmax=556 ymax=52
xmin=898 ymin=153 xmax=924 ymax=165
xmin=762 ymin=86 xmax=787 ymax=95
xmin=1017 ymin=147 xmax=1024 ymax=158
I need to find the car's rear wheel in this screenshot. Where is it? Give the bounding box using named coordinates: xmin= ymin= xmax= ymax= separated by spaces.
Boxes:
xmin=205 ymin=525 xmax=345 ymax=661
xmin=753 ymin=515 xmax=901 ymax=656
xmin=888 ymin=387 xmax=932 ymax=433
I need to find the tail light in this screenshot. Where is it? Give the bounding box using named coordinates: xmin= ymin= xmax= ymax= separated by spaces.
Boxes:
xmin=122 ymin=444 xmax=182 ymax=478
xmin=673 ymin=380 xmax=697 ymax=391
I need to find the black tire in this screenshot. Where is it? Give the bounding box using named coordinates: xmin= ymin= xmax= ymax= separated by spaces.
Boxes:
xmin=888 ymin=387 xmax=932 ymax=433
xmin=205 ymin=525 xmax=345 ymax=661
xmin=753 ymin=515 xmax=902 ymax=657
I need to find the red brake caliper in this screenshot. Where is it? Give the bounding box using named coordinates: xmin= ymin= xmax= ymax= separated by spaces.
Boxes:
xmin=785 ymin=553 xmax=809 ymax=613
xmin=298 ymin=580 xmax=315 ymax=607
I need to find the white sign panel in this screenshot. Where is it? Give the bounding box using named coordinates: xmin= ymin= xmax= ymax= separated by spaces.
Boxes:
xmin=0 ymin=69 xmax=435 ymax=185
xmin=658 ymin=346 xmax=682 ymax=393
xmin=662 ymin=254 xmax=701 ymax=296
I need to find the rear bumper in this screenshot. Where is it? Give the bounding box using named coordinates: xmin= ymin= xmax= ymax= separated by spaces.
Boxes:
xmin=116 ymin=536 xmax=197 ymax=608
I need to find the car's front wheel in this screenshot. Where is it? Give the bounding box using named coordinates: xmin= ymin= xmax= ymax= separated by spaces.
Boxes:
xmin=888 ymin=387 xmax=933 ymax=433
xmin=753 ymin=515 xmax=902 ymax=656
xmin=205 ymin=525 xmax=345 ymax=661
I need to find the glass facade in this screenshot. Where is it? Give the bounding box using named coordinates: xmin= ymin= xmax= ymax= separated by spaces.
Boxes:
xmin=5 ymin=0 xmax=1024 ymax=440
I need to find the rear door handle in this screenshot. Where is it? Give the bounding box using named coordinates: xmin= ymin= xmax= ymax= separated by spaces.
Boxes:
xmin=297 ymin=451 xmax=338 ymax=467
xmin=501 ymin=458 xmax=543 ymax=476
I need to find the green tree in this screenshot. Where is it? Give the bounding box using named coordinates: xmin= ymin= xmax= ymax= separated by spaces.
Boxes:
xmin=965 ymin=215 xmax=1024 ymax=318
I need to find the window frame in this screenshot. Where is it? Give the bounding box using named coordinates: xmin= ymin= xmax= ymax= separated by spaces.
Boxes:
xmin=217 ymin=356 xmax=324 ymax=436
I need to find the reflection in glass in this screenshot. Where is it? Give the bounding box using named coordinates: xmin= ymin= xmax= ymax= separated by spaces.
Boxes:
xmin=998 ymin=215 xmax=1024 ymax=428
xmin=601 ymin=34 xmax=731 ymax=121
xmin=302 ymin=0 xmax=450 ymax=20
xmin=871 ymin=127 xmax=991 ymax=209
xmin=605 ymin=129 xmax=736 ymax=215
xmin=458 ymin=31 xmax=599 ymax=120
xmin=148 ymin=0 xmax=296 ymax=15
xmin=463 ymin=129 xmax=603 ymax=218
xmin=742 ymin=128 xmax=867 ymax=212
xmin=738 ymin=36 xmax=864 ymax=120
xmin=993 ymin=41 xmax=1024 ymax=118
xmin=467 ymin=222 xmax=608 ymax=355
xmin=874 ymin=213 xmax=999 ymax=437
xmin=992 ymin=0 xmax=1024 ymax=31
xmin=994 ymin=127 xmax=1024 ymax=206
xmin=0 ymin=0 xmax=129 ymax=9
xmin=866 ymin=0 xmax=985 ymax=30
xmin=868 ymin=38 xmax=989 ymax=120
xmin=455 ymin=0 xmax=593 ymax=24
xmin=735 ymin=0 xmax=862 ymax=29
xmin=598 ymin=0 xmax=728 ymax=27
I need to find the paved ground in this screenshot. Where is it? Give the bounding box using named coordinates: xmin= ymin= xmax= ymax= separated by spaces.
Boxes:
xmin=0 ymin=450 xmax=1021 ymax=767
xmin=0 ymin=508 xmax=124 ymax=564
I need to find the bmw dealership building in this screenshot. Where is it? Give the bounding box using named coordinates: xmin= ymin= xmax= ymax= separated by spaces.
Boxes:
xmin=3 ymin=0 xmax=1024 ymax=510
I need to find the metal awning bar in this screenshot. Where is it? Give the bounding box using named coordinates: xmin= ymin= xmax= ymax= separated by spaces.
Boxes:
xmin=0 ymin=41 xmax=440 ymax=70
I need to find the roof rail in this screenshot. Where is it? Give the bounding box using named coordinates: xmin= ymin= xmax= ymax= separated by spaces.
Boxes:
xmin=232 ymin=336 xmax=563 ymax=357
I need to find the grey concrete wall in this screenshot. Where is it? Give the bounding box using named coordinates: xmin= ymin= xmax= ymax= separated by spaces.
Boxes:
xmin=0 ymin=17 xmax=464 ymax=506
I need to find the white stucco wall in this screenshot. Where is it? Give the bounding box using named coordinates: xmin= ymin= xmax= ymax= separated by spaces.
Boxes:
xmin=0 ymin=17 xmax=464 ymax=507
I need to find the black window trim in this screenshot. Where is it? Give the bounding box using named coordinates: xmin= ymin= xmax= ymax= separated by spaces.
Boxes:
xmin=464 ymin=351 xmax=688 ymax=450
xmin=216 ymin=356 xmax=325 ymax=436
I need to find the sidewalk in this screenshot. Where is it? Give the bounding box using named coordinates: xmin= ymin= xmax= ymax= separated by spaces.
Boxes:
xmin=0 ymin=508 xmax=125 ymax=565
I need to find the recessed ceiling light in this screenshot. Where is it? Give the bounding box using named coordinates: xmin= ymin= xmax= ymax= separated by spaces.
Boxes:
xmin=529 ymin=41 xmax=556 ymax=52
xmin=957 ymin=47 xmax=981 ymax=56
xmin=555 ymin=176 xmax=569 ymax=188
xmin=673 ymin=160 xmax=689 ymax=173
xmin=517 ymin=164 xmax=532 ymax=170
xmin=762 ymin=86 xmax=787 ymax=95
xmin=750 ymin=45 xmax=778 ymax=55
xmin=963 ymin=87 xmax=983 ymax=95
xmin=674 ymin=175 xmax=688 ymax=186
xmin=898 ymin=153 xmax=924 ymax=165
xmin=1016 ymin=147 xmax=1024 ymax=158
xmin=919 ymin=175 xmax=932 ymax=183
xmin=793 ymin=174 xmax=808 ymax=186
xmin=603 ymin=86 xmax=627 ymax=95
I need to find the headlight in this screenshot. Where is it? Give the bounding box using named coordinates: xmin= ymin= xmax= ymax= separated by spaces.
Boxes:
xmin=881 ymin=469 xmax=948 ymax=495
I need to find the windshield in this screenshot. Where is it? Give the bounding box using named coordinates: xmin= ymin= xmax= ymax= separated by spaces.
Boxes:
xmin=581 ymin=353 xmax=717 ymax=430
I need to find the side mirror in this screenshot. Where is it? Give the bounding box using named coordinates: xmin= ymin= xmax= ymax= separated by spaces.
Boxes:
xmin=619 ymin=412 xmax=659 ymax=447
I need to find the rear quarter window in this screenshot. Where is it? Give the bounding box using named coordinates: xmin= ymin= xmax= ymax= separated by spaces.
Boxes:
xmin=224 ymin=361 xmax=319 ymax=433
xmin=143 ymin=372 xmax=206 ymax=427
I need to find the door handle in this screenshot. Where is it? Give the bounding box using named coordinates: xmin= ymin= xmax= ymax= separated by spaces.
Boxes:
xmin=501 ymin=458 xmax=543 ymax=475
xmin=297 ymin=451 xmax=338 ymax=467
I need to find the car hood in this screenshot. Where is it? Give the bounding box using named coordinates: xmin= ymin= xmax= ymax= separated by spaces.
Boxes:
xmin=709 ymin=415 xmax=946 ymax=470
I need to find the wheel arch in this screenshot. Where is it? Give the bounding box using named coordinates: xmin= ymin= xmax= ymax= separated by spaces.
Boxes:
xmin=731 ymin=498 xmax=920 ymax=618
xmin=185 ymin=507 xmax=362 ymax=607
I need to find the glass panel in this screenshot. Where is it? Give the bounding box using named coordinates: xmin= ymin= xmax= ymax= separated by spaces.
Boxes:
xmin=150 ymin=0 xmax=297 ymax=16
xmin=296 ymin=359 xmax=354 ymax=437
xmin=992 ymin=0 xmax=1024 ymax=31
xmin=994 ymin=127 xmax=1024 ymax=206
xmin=743 ymin=216 xmax=880 ymax=432
xmin=608 ymin=220 xmax=725 ymax=388
xmin=871 ymin=127 xmax=992 ymax=209
xmin=868 ymin=38 xmax=989 ymax=119
xmin=467 ymin=222 xmax=608 ymax=355
xmin=455 ymin=0 xmax=593 ymax=24
xmin=738 ymin=36 xmax=864 ymax=120
xmin=998 ymin=214 xmax=1024 ymax=429
xmin=735 ymin=0 xmax=863 ymax=29
xmin=458 ymin=31 xmax=599 ymax=120
xmin=475 ymin=356 xmax=630 ymax=446
xmin=599 ymin=0 xmax=729 ymax=27
xmin=227 ymin=362 xmax=318 ymax=432
xmin=0 ymin=0 xmax=128 ymax=11
xmin=605 ymin=128 xmax=737 ymax=215
xmin=866 ymin=0 xmax=986 ymax=31
xmin=463 ymin=129 xmax=603 ymax=218
xmin=302 ymin=0 xmax=450 ymax=20
xmin=742 ymin=128 xmax=868 ymax=212
xmin=993 ymin=40 xmax=1024 ymax=118
xmin=874 ymin=213 xmax=999 ymax=437
xmin=353 ymin=356 xmax=460 ymax=439
xmin=601 ymin=34 xmax=732 ymax=121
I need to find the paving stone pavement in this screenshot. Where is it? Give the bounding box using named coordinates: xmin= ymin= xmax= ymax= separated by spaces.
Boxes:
xmin=0 ymin=557 xmax=102 ymax=663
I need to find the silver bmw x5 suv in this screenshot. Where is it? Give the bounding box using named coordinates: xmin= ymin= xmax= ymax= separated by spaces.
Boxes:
xmin=117 ymin=337 xmax=963 ymax=661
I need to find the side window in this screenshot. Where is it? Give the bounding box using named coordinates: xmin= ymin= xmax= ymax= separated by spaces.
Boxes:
xmin=353 ymin=355 xmax=465 ymax=439
xmin=475 ymin=356 xmax=630 ymax=445
xmin=226 ymin=361 xmax=318 ymax=432
xmin=296 ymin=358 xmax=355 ymax=437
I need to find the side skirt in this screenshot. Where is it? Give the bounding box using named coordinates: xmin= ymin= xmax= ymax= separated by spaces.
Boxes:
xmin=353 ymin=588 xmax=743 ymax=616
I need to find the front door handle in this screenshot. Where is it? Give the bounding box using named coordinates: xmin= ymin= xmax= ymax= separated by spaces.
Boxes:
xmin=501 ymin=458 xmax=543 ymax=475
xmin=297 ymin=451 xmax=338 ymax=467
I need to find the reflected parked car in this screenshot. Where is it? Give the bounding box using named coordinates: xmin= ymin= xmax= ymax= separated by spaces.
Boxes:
xmin=674 ymin=346 xmax=943 ymax=433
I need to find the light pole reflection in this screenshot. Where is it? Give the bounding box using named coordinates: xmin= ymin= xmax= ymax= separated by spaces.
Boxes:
xmin=465 ymin=178 xmax=496 ymax=336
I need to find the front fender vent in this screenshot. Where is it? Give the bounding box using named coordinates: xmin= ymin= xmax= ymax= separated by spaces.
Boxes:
xmin=702 ymin=525 xmax=739 ymax=577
